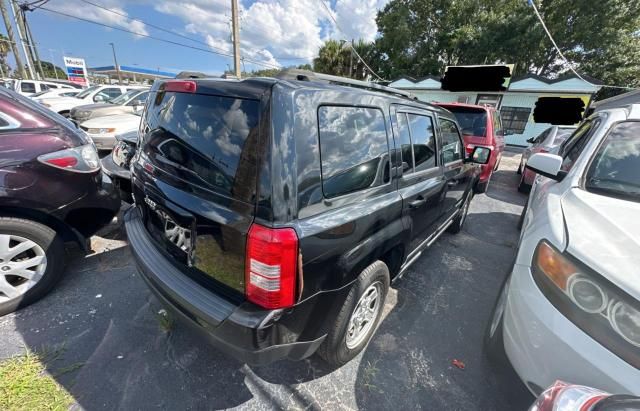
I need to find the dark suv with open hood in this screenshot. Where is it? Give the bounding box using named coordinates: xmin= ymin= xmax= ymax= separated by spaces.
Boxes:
xmin=125 ymin=71 xmax=490 ymax=366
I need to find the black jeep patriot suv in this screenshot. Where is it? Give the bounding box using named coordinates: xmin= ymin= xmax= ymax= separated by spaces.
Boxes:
xmin=124 ymin=71 xmax=490 ymax=366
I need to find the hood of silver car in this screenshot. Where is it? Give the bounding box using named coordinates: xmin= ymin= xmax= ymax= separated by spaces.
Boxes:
xmin=561 ymin=187 xmax=640 ymax=300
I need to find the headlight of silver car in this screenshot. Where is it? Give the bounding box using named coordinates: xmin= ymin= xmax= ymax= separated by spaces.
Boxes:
xmin=87 ymin=128 xmax=115 ymax=134
xmin=532 ymin=240 xmax=640 ymax=367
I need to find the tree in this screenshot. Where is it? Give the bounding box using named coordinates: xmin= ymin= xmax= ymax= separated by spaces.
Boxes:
xmin=372 ymin=0 xmax=640 ymax=91
xmin=0 ymin=34 xmax=11 ymax=77
xmin=40 ymin=61 xmax=66 ymax=79
xmin=313 ymin=39 xmax=348 ymax=77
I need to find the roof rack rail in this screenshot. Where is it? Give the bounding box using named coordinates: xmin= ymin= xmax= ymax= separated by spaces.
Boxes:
xmin=276 ymin=69 xmax=416 ymax=100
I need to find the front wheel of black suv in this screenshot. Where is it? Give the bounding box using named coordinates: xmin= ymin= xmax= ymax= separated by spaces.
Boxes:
xmin=317 ymin=260 xmax=390 ymax=367
xmin=447 ymin=192 xmax=472 ymax=234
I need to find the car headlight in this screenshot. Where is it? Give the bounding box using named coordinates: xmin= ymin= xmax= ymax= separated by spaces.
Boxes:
xmin=76 ymin=110 xmax=91 ymax=118
xmin=533 ymin=241 xmax=640 ymax=367
xmin=87 ymin=128 xmax=116 ymax=134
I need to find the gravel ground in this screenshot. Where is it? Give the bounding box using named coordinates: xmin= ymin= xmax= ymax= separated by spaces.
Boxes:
xmin=0 ymin=150 xmax=534 ymax=410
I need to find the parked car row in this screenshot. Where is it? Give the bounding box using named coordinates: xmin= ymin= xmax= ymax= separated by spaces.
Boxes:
xmin=489 ymin=105 xmax=640 ymax=397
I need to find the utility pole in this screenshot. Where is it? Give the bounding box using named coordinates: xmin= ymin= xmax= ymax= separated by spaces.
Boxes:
xmin=21 ymin=7 xmax=45 ymax=79
xmin=231 ymin=0 xmax=241 ymax=78
xmin=109 ymin=42 xmax=122 ymax=84
xmin=349 ymin=39 xmax=354 ymax=78
xmin=0 ymin=0 xmax=26 ymax=79
xmin=9 ymin=0 xmax=34 ymax=79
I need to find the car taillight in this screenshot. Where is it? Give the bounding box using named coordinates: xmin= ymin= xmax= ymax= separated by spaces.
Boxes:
xmin=465 ymin=144 xmax=475 ymax=154
xmin=245 ymin=223 xmax=298 ymax=309
xmin=37 ymin=144 xmax=100 ymax=173
xmin=529 ymin=381 xmax=609 ymax=411
xmin=163 ymin=80 xmax=197 ymax=93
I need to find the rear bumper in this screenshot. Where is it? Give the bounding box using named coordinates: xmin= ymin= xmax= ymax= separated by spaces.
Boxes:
xmin=124 ymin=207 xmax=326 ymax=365
xmin=87 ymin=134 xmax=117 ymax=151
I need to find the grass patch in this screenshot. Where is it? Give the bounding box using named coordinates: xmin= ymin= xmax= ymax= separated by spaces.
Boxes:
xmin=0 ymin=351 xmax=74 ymax=411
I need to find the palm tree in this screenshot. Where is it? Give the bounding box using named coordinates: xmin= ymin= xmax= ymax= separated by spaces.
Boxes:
xmin=0 ymin=34 xmax=11 ymax=77
xmin=313 ymin=39 xmax=348 ymax=76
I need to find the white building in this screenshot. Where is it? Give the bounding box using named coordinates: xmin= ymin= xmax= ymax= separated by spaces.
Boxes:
xmin=389 ymin=74 xmax=601 ymax=146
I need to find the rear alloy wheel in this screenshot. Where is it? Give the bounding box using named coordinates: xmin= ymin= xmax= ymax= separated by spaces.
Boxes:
xmin=318 ymin=260 xmax=390 ymax=367
xmin=0 ymin=218 xmax=64 ymax=316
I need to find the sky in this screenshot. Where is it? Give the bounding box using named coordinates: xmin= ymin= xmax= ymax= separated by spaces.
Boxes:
xmin=11 ymin=0 xmax=391 ymax=76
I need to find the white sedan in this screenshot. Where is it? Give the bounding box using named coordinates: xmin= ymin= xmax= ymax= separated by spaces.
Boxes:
xmin=79 ymin=112 xmax=141 ymax=151
xmin=486 ymin=104 xmax=640 ymax=396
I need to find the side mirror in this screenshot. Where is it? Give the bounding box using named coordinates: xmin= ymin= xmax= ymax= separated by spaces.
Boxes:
xmin=467 ymin=146 xmax=491 ymax=164
xmin=93 ymin=94 xmax=107 ymax=102
xmin=132 ymin=105 xmax=144 ymax=115
xmin=402 ymin=161 xmax=411 ymax=172
xmin=526 ymin=153 xmax=565 ymax=181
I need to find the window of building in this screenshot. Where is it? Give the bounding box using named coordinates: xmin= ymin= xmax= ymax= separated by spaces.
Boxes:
xmin=501 ymin=106 xmax=531 ymax=135
xmin=440 ymin=119 xmax=464 ymax=163
xmin=407 ymin=113 xmax=437 ymax=172
xmin=318 ymin=106 xmax=390 ymax=198
xmin=476 ymin=94 xmax=502 ymax=108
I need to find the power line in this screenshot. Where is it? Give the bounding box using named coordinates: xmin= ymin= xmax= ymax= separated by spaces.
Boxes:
xmin=529 ymin=0 xmax=636 ymax=90
xmin=317 ymin=0 xmax=384 ymax=81
xmin=71 ymin=0 xmax=231 ymax=56
xmin=36 ymin=6 xmax=281 ymax=69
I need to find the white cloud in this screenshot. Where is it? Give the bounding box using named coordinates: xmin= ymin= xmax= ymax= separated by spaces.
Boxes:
xmin=153 ymin=0 xmax=391 ymax=68
xmin=47 ymin=0 xmax=149 ymax=38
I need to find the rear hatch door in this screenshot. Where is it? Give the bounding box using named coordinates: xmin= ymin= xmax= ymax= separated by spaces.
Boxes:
xmin=134 ymin=81 xmax=265 ymax=298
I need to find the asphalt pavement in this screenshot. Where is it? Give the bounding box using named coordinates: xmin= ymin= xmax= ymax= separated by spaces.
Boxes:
xmin=0 ymin=150 xmax=534 ymax=410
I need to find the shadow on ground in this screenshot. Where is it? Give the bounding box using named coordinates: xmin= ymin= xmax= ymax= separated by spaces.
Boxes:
xmin=4 ymin=151 xmax=534 ymax=410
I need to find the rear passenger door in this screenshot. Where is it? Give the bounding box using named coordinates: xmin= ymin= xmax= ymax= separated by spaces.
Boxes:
xmin=392 ymin=106 xmax=446 ymax=253
xmin=439 ymin=117 xmax=469 ymax=218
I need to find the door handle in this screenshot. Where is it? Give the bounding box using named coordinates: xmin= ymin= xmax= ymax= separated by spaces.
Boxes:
xmin=409 ymin=197 xmax=426 ymax=208
xmin=447 ymin=180 xmax=458 ymax=187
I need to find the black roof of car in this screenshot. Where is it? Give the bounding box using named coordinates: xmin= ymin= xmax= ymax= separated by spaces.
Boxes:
xmin=152 ymin=74 xmax=451 ymax=118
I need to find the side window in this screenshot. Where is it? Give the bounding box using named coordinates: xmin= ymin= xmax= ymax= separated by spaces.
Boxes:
xmin=103 ymin=88 xmax=123 ymax=98
xmin=0 ymin=112 xmax=20 ymax=130
xmin=318 ymin=106 xmax=390 ymax=198
xmin=396 ymin=112 xmax=414 ymax=172
xmin=407 ymin=113 xmax=437 ymax=172
xmin=492 ymin=112 xmax=503 ymax=137
xmin=533 ymin=128 xmax=551 ymax=144
xmin=440 ymin=119 xmax=464 ymax=163
xmin=40 ymin=83 xmax=51 ymax=91
xmin=20 ymin=82 xmax=36 ymax=93
xmin=501 ymin=106 xmax=531 ymax=135
xmin=560 ymin=119 xmax=600 ymax=171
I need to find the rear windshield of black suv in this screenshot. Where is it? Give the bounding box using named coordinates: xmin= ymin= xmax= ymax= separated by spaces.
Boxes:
xmin=143 ymin=90 xmax=260 ymax=202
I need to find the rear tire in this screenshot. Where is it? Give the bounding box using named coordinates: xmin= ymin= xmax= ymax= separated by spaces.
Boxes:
xmin=0 ymin=218 xmax=65 ymax=316
xmin=447 ymin=192 xmax=472 ymax=234
xmin=317 ymin=260 xmax=390 ymax=367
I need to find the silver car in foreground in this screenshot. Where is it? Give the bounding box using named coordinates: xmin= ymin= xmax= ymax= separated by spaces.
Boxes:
xmin=486 ymin=104 xmax=640 ymax=395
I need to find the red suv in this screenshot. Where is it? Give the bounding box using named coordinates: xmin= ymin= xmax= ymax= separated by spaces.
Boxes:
xmin=435 ymin=103 xmax=504 ymax=193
